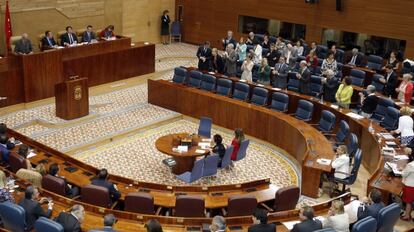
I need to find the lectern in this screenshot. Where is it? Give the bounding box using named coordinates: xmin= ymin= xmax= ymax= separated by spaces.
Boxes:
xmin=55 ymin=78 xmax=89 ymax=120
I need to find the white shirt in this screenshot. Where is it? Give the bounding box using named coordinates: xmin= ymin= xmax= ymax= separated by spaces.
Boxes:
xmin=402 ymin=161 xmax=414 ymax=187
xmin=331 ymin=154 xmax=350 ymax=179
xmin=323 ymin=213 xmax=350 ymax=232
xmin=396 ymin=115 xmax=414 ymax=137
xmin=254 ymin=44 xmax=262 ymax=64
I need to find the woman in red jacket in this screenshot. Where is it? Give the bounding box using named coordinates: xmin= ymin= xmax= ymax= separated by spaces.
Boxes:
xmin=396 ymin=73 xmax=413 ymax=104
xmin=230 ymin=128 xmax=245 ymax=161
xmin=306 ymin=50 xmax=319 ymax=72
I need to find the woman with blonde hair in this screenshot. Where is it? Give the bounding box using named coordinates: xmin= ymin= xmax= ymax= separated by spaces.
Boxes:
xmin=241 ymin=54 xmax=254 ymax=82
xmin=258 ymin=58 xmax=271 ymax=85
xmin=395 ymin=73 xmax=413 ymax=104
xmin=392 ymin=106 xmax=414 ymax=145
xmin=323 ymin=200 xmax=350 ymax=232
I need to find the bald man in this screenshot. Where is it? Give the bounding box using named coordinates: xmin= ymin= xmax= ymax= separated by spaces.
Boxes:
xmin=14 ymin=33 xmax=33 ymax=54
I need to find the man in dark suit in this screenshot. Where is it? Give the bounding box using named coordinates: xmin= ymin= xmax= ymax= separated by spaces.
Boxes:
xmin=359 ymin=85 xmax=378 ymax=118
xmin=60 ymin=26 xmax=78 ymax=46
xmin=272 ymin=56 xmax=290 ymax=88
xmin=196 ymin=41 xmax=212 ymax=71
xmin=19 ymin=186 xmax=53 ymax=230
xmin=248 ymin=208 xmax=276 ymax=232
xmin=291 ymin=206 xmax=322 ymax=232
xmin=14 ymin=33 xmax=33 ymax=54
xmin=81 ymin=25 xmax=97 ymax=43
xmin=346 ymin=48 xmax=363 ymax=66
xmin=381 ymin=64 xmax=398 ymax=97
xmin=357 ymin=188 xmax=385 ymax=221
xmin=41 ymin=30 xmax=57 ymax=51
xmin=54 ymin=204 xmax=84 ymax=232
xmin=246 ymin=32 xmax=259 ymax=46
xmin=322 ymin=69 xmax=340 ymax=102
xmin=222 ymin=30 xmax=237 ymax=50
xmin=297 ymin=60 xmax=311 ymax=95
xmin=0 ymin=134 xmax=11 ymax=163
xmin=99 ymin=214 xmax=118 ymax=232
xmin=48 ymin=163 xmax=79 ymax=197
xmin=265 ymin=44 xmax=281 ymax=67
xmin=91 ymin=168 xmax=121 ymax=202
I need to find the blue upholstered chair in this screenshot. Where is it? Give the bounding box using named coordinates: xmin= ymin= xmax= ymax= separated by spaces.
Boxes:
xmin=336 ymin=49 xmax=345 ymax=63
xmin=234 ymin=139 xmax=250 ymax=161
xmin=347 ymin=133 xmax=359 ymax=159
xmin=287 ymin=72 xmax=300 ymax=92
xmin=170 ymin=21 xmax=181 ymax=43
xmin=313 ymin=65 xmax=322 ymax=76
xmin=176 ymin=158 xmax=204 ymax=183
xmin=200 ymin=74 xmax=216 ymax=92
xmin=198 ymin=117 xmax=212 ymax=138
xmin=328 ymin=120 xmax=350 ymax=146
xmin=314 ymin=229 xmax=335 ymax=232
xmin=316 ymin=110 xmax=336 ymax=133
xmin=220 ymin=146 xmax=233 ymax=169
xmin=172 ymin=67 xmax=187 ymax=84
xmin=188 ymin=70 xmax=203 ymax=88
xmin=377 ymin=203 xmax=401 ymax=232
xmin=0 ymin=202 xmax=27 ymax=232
xmin=349 ymin=69 xmax=366 ymax=87
xmin=380 ymin=107 xmax=400 ymax=131
xmin=402 ymin=61 xmax=412 ymax=75
xmin=294 ymin=100 xmax=314 ymax=121
xmin=34 ymin=217 xmax=64 ymax=232
xmin=317 ymin=45 xmax=328 ymax=59
xmin=270 ymin=92 xmax=289 ymax=112
xmin=371 ymin=74 xmax=385 ymax=93
xmin=333 ymin=149 xmax=362 ymax=193
xmin=250 ymin=87 xmax=268 ymax=106
xmin=367 ymin=55 xmax=383 ymax=72
xmin=351 ymin=216 xmax=376 ymax=232
xmin=202 ymin=154 xmax=219 ymax=178
xmin=372 ymin=97 xmax=395 ymax=121
xmin=232 ymin=82 xmax=250 ymax=101
xmin=216 ymin=78 xmax=232 ymax=96
xmin=310 ymin=75 xmax=323 ymax=97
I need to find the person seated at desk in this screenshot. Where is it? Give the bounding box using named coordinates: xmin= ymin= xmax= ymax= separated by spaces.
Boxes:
xmin=265 ymin=43 xmax=281 ymax=67
xmin=19 ymin=186 xmax=53 ymax=230
xmin=359 ymin=85 xmax=378 ymax=118
xmin=212 ymin=134 xmax=226 ymax=167
xmin=100 ymin=25 xmax=116 ymax=40
xmin=396 ymin=73 xmax=413 ymax=104
xmin=91 ymin=168 xmax=121 ymax=202
xmin=291 ymin=205 xmax=322 ymax=232
xmin=54 ymin=204 xmax=85 ymax=232
xmin=17 ymin=144 xmax=34 ymax=170
xmin=335 ymin=77 xmax=353 ymax=109
xmin=401 ymin=147 xmax=414 ymax=221
xmin=146 ymin=219 xmax=164 ymax=232
xmin=248 ymin=208 xmax=276 ymax=232
xmin=196 ymin=41 xmax=212 ymax=71
xmin=60 ymin=26 xmax=78 ymax=46
xmin=82 ymin=25 xmax=97 ymax=43
xmin=222 ymin=30 xmax=237 ymax=50
xmin=48 ymin=163 xmax=79 ymax=198
xmin=297 ymin=60 xmax=311 ymax=95
xmin=323 ymin=200 xmax=350 ymax=232
xmin=381 ymin=64 xmax=398 ymax=97
xmin=322 ymin=69 xmax=339 ymax=103
xmin=209 ymin=216 xmax=226 ymax=232
xmin=321 ymin=51 xmax=338 ymax=76
xmin=345 ymin=48 xmax=363 ymax=66
xmin=0 ymin=170 xmax=14 ymax=203
xmin=0 ymin=134 xmax=10 ymax=164
xmin=391 ymin=106 xmax=414 ymax=145
xmin=210 ymin=48 xmax=224 ymax=74
xmin=101 ymin=214 xmax=118 ymax=232
xmin=14 ymin=33 xmax=33 ymax=54
xmin=331 ymin=145 xmax=350 ymax=180
xmin=231 ymin=128 xmax=245 ymax=161
xmin=357 ymin=188 xmax=384 ymax=220
xmin=41 ymin=30 xmax=57 ymax=51
xmin=246 ymin=32 xmax=259 ymax=46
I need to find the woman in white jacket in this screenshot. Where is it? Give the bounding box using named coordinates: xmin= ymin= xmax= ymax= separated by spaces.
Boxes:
xmin=331 ymin=145 xmax=350 ymax=179
xmin=241 ymin=54 xmax=254 ymax=82
xmin=323 ymin=200 xmax=350 ymax=232
xmin=401 ymin=147 xmax=414 ymax=221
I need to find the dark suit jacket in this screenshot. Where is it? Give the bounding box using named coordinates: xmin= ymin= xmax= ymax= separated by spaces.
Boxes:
xmin=14 ymin=39 xmax=33 ymax=54
xmin=246 ymin=36 xmax=259 ymax=45
xmin=299 ymin=68 xmax=311 ymax=95
xmin=266 ymin=50 xmax=281 ymax=67
xmin=91 ymin=178 xmax=121 ymax=201
xmin=383 ymin=71 xmax=398 ymax=97
xmin=54 ymin=212 xmax=81 ymax=232
xmin=357 ymin=202 xmax=385 ymax=221
xmin=19 ymin=198 xmax=52 ymax=230
xmin=324 ymin=76 xmax=339 ymax=102
xmin=210 ymin=55 xmax=225 ymax=74
xmin=41 ymin=37 xmax=57 ymax=50
xmin=361 ymin=94 xmax=378 ymax=114
xmin=223 ymin=37 xmax=237 ymax=50
xmin=345 ymin=53 xmax=363 ymax=66
xmin=81 ymin=31 xmax=97 ymax=43
xmin=291 ymin=219 xmax=322 ymax=232
xmin=60 ymin=32 xmax=78 ymax=46
xmin=248 ymin=223 xmax=276 ymax=232
xmin=196 ymin=46 xmax=212 ymax=71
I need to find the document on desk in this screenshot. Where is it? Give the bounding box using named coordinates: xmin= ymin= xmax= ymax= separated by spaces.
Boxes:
xmin=346 ymin=112 xmax=364 ymax=120
xmin=201 ymin=138 xmax=211 ymax=142
xmin=330 ymin=104 xmax=339 ymax=110
xmin=272 ymin=87 xmax=281 ymax=91
xmin=198 ymin=142 xmax=210 ymax=149
xmin=195 ymin=149 xmax=206 ymax=154
xmin=282 ymin=220 xmax=300 ymax=230
xmin=385 ymin=162 xmax=402 ymax=176
xmin=27 ymin=152 xmax=37 ymax=159
xmin=379 ymin=133 xmax=395 ymax=140
xmin=177 ymin=146 xmax=188 ymax=152
xmin=385 ymin=141 xmax=397 ymax=146
xmin=317 ymin=158 xmax=332 ymax=165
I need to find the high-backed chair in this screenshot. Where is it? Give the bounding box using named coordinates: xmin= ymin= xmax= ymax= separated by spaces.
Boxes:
xmin=371 ymin=98 xmax=395 ymax=121
xmin=351 ymin=216 xmax=376 ymax=232
xmin=333 ymin=149 xmax=362 ymax=194
xmin=294 ymin=100 xmax=314 ymax=121
xmin=10 ymin=36 xmax=22 ymax=52
xmin=216 ymin=78 xmax=232 ymax=96
xmin=273 ymin=186 xmax=300 ymax=212
xmin=202 ymin=154 xmax=219 ymax=178
xmin=76 ymin=29 xmax=85 ymax=37
xmin=9 ymin=152 xmax=27 ymax=173
xmin=317 ymin=45 xmax=328 ymax=59
xmin=226 ymin=195 xmax=257 ymax=217
xmin=188 ymin=70 xmax=203 ymax=88
xmin=250 ymin=87 xmax=268 ymax=106
xmin=316 ymin=110 xmax=336 ymax=133
xmin=232 ymin=82 xmax=250 ymax=101
xmin=234 ymin=139 xmax=250 ymax=161
xmin=327 ymin=120 xmax=350 ymax=146
xmin=310 ymin=75 xmax=323 ymax=97
xmin=270 ymin=92 xmax=289 ymax=112
xmin=170 ymin=21 xmax=182 ymax=43
xmin=0 ymin=202 xmax=27 ymax=232
xmin=124 ymin=192 xmax=157 ymax=214
xmin=377 ymin=203 xmax=401 ymax=232
xmin=220 ymin=146 xmax=233 ymax=169
xmin=347 ymin=133 xmax=359 ymax=159
xmin=176 ymin=158 xmax=204 ymax=183
xmin=367 ymin=55 xmax=383 ymax=72
xmin=174 ymin=195 xmax=205 ymax=217
xmin=16 ymin=169 xmax=42 ymax=188
xmin=200 ymin=74 xmax=216 ymax=92
xmin=198 ymin=117 xmax=212 ymax=138
xmin=371 ymin=74 xmax=385 ymax=93
xmin=349 ymin=69 xmax=366 ymax=87
xmin=34 ymin=217 xmax=64 ymax=232
xmin=287 ymin=72 xmax=300 ymax=92
xmin=57 ymin=30 xmax=67 ymax=46
xmin=172 ymin=67 xmax=187 ymax=84
xmin=81 ymin=184 xmax=113 ymax=208
xmin=380 ymin=107 xmax=400 ymax=131
xmin=336 ymin=49 xmax=345 ymax=63
xmin=41 ymin=174 xmax=66 ymax=196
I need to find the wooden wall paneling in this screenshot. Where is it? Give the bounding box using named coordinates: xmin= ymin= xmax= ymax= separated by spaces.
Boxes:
xmin=0 ymin=57 xmax=24 ymax=107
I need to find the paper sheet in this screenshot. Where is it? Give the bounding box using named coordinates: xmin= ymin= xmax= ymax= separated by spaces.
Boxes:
xmin=195 ymin=149 xmax=206 ymax=154
xmin=27 ymin=152 xmax=37 ymax=159
xmin=272 ymin=88 xmax=281 ymax=91
xmin=317 ymin=158 xmax=332 ymax=165
xmin=346 ymin=112 xmax=364 ymax=120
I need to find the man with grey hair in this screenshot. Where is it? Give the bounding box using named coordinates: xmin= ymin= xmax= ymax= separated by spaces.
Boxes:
xmin=102 ymin=214 xmax=118 ymax=231
xmin=322 ymin=69 xmax=339 ymax=102
xmin=224 ymin=43 xmax=238 ymax=77
xmin=297 ymin=60 xmax=311 ymax=95
xmin=359 ymin=85 xmax=378 ymax=118
xmin=222 ymin=30 xmax=236 ymax=50
xmin=55 ymin=204 xmax=85 ymax=232
xmin=14 ymin=33 xmax=33 ymax=54
xmin=347 ymin=48 xmax=363 ymax=66
xmin=210 ymin=215 xmax=226 ymax=232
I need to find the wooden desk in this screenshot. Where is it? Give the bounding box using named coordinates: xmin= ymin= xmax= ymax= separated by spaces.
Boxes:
xmin=155 ymin=133 xmax=209 ymax=175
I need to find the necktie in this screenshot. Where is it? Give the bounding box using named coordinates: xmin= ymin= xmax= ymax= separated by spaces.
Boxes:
xmin=350 ymin=55 xmax=356 ymax=65
xmin=47 ymin=38 xmax=52 ymax=46
xmin=69 ymin=34 xmax=73 ymax=44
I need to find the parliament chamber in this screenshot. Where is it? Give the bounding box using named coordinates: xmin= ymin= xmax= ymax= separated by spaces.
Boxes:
xmin=0 ymin=0 xmax=414 ymax=232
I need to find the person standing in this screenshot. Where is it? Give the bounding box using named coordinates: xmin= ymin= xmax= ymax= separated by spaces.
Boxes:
xmin=224 ymin=44 xmax=238 ymax=77
xmin=265 ymin=43 xmax=281 ymax=67
xmin=222 ymin=31 xmax=237 ymax=50
xmin=161 ymin=10 xmax=171 ymax=45
xmin=391 ymin=106 xmax=414 ymax=145
xmin=272 ymin=56 xmax=289 ymax=89
xmin=258 ymin=58 xmax=271 ymax=85
xmin=236 ymin=37 xmax=247 ymax=62
xmin=381 ymin=64 xmax=398 ymax=97
xmin=400 ymin=147 xmax=414 ymax=221
xmin=359 ymin=85 xmax=378 ymax=118
xmin=335 ymin=77 xmax=353 ymax=109
xmin=322 ymin=69 xmax=339 ymax=102
xmin=210 ymin=48 xmax=225 ymax=74
xmin=241 ymin=54 xmax=254 ymax=82
xmin=395 ymin=73 xmax=413 ymax=104
xmin=297 ymin=60 xmax=311 ymax=95
xmin=196 ymin=41 xmax=212 ymax=71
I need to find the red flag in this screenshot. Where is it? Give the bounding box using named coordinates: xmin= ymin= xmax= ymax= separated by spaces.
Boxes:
xmin=4 ymin=0 xmax=12 ymax=51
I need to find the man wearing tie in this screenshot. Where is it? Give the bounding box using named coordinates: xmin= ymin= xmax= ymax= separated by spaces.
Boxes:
xmin=81 ymin=25 xmax=96 ymax=43
xmin=297 ymin=60 xmax=311 ymax=95
xmin=41 ymin=31 xmax=57 ymax=51
xmin=381 ymin=64 xmax=398 ymax=97
xmin=60 ymin=26 xmax=78 ymax=46
xmin=347 ymin=48 xmax=363 ymax=66
xmin=272 ymin=56 xmax=289 ymax=89
xmin=196 ymin=41 xmax=212 ymax=71
xmin=283 ymin=43 xmax=298 ymax=68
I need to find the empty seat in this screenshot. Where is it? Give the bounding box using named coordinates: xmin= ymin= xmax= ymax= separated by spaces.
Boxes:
xmin=220 ymin=146 xmax=234 ymax=169
xmin=310 ymin=75 xmax=323 ymax=97
xmin=0 ymin=202 xmax=27 ymax=232
xmin=351 ymin=216 xmax=376 ymax=232
xmin=366 ymin=55 xmax=383 ymax=72
xmin=176 ymin=158 xmax=204 ymax=183
xmin=174 ymin=195 xmax=205 ymax=217
xmin=124 ymin=192 xmax=155 ymax=214
xmin=371 ymin=74 xmax=385 ymax=93
xmin=226 ymin=195 xmax=257 ymax=217
xmin=198 ymin=117 xmax=212 ymax=138
xmin=336 ymin=49 xmax=345 ymax=62
xmin=9 ymin=152 xmax=27 ymax=173
xmin=380 ymin=106 xmax=400 ymax=131
xmin=41 ymin=174 xmax=66 ymax=196
xmin=234 ymin=139 xmax=250 ymax=161
xmin=377 ymin=203 xmax=401 ymax=232
xmin=371 ymin=97 xmax=395 ymax=121
xmin=331 ymin=120 xmax=350 ymax=144
xmin=273 ymin=186 xmax=300 ymax=211
xmin=202 ymin=154 xmax=219 ymax=177
xmin=200 ymin=74 xmax=216 ymax=92
xmin=232 ymin=82 xmax=250 ymax=101
xmin=294 ymin=100 xmax=314 ymax=121
xmin=349 ymin=69 xmax=366 ymax=87
xmin=188 ymin=70 xmax=203 ymax=88
xmin=172 ymin=67 xmax=187 ymax=84
xmin=317 ymin=45 xmax=328 ymax=59
xmin=317 ymin=110 xmax=336 ymax=133
xmin=34 ymin=217 xmax=64 ymax=232
xmin=287 ymin=72 xmax=300 ymax=92
xmin=81 ymin=184 xmax=112 ymax=208
xmin=216 ymin=78 xmax=232 ymax=96
xmin=250 ymin=87 xmax=269 ymax=106
xmin=270 ymin=92 xmax=289 ymax=112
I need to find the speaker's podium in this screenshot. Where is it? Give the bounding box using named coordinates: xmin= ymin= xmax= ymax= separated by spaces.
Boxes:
xmin=55 ymin=77 xmax=89 ymax=120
